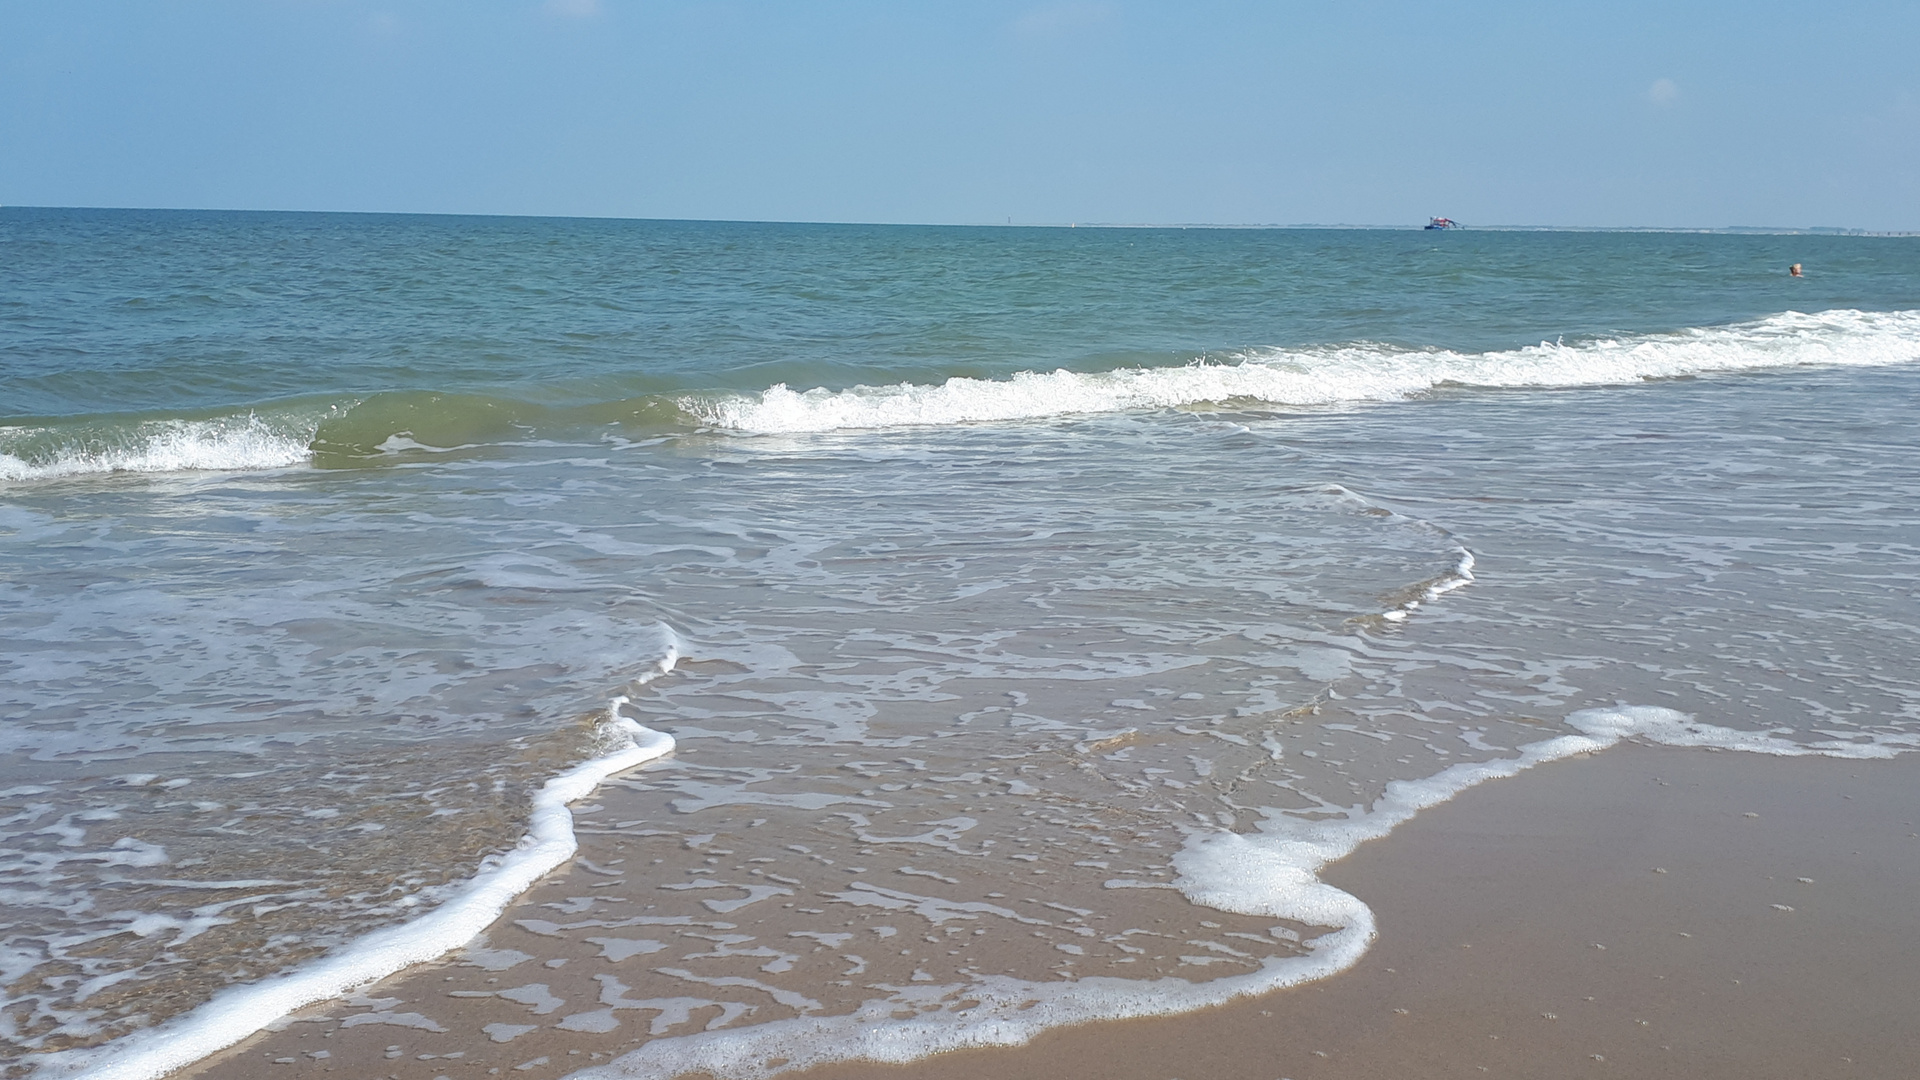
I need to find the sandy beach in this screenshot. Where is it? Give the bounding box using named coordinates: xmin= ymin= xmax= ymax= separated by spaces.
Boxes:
xmin=180 ymin=739 xmax=1920 ymax=1080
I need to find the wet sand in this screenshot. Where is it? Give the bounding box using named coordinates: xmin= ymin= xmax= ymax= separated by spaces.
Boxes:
xmin=183 ymin=741 xmax=1920 ymax=1080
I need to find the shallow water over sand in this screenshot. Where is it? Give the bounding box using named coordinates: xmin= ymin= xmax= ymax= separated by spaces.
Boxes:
xmin=3 ymin=213 xmax=1918 ymax=1077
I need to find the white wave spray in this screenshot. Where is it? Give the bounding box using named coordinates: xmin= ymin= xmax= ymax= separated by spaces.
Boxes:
xmin=0 ymin=415 xmax=314 ymax=483
xmin=689 ymin=308 xmax=1920 ymax=434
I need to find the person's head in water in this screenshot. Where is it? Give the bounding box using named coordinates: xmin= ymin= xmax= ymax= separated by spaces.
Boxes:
xmin=1790 ymin=263 xmax=1803 ymax=277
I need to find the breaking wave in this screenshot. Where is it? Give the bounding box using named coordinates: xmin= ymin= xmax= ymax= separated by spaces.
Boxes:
xmin=5 ymin=309 xmax=1917 ymax=480
xmin=0 ymin=413 xmax=314 ymax=482
xmin=689 ymin=308 xmax=1920 ymax=433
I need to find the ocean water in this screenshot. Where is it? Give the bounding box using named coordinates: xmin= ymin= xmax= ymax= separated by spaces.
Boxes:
xmin=1 ymin=209 xmax=1917 ymax=1079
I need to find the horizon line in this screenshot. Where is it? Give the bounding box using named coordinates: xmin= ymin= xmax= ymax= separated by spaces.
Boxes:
xmin=1 ymin=204 xmax=1914 ymax=237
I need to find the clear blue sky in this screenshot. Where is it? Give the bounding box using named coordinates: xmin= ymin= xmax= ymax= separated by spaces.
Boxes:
xmin=3 ymin=1 xmax=1916 ymax=229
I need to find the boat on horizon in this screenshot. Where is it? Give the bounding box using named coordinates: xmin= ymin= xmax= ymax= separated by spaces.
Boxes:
xmin=1425 ymin=217 xmax=1461 ymax=230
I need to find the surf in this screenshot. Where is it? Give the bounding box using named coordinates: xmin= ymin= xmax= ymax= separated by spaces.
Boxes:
xmin=5 ymin=308 xmax=1916 ymax=483
xmin=686 ymin=308 xmax=1920 ymax=434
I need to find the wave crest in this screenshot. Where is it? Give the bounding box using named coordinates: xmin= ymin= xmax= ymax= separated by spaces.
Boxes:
xmin=688 ymin=308 xmax=1920 ymax=434
xmin=8 ymin=308 xmax=1916 ymax=478
xmin=0 ymin=414 xmax=313 ymax=483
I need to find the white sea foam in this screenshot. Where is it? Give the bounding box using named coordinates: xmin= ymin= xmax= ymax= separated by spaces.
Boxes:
xmin=39 ymin=657 xmax=680 ymax=1080
xmin=0 ymin=415 xmax=312 ymax=483
xmin=689 ymin=308 xmax=1920 ymax=433
xmin=1565 ymin=706 xmax=1919 ymax=759
xmin=558 ymin=705 xmax=1916 ymax=1080
xmin=1315 ymin=482 xmax=1477 ymax=624
xmin=1382 ymin=547 xmax=1476 ymax=623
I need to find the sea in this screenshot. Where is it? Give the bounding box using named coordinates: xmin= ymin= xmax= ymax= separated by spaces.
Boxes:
xmin=2 ymin=209 xmax=1917 ymax=1079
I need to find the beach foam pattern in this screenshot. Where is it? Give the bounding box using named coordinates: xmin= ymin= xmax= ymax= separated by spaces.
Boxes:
xmin=554 ymin=705 xmax=1914 ymax=1080
xmin=35 ymin=694 xmax=677 ymax=1080
xmin=3 ymin=415 xmax=1456 ymax=1075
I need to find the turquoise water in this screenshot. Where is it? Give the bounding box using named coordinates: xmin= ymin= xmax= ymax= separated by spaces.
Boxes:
xmin=4 ymin=209 xmax=1914 ymax=460
xmin=2 ymin=210 xmax=1918 ymax=1079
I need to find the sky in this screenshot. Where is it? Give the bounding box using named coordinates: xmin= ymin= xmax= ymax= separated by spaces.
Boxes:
xmin=2 ymin=1 xmax=1917 ymax=230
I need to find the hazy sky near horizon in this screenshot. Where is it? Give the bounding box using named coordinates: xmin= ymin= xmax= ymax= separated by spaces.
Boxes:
xmin=3 ymin=1 xmax=1916 ymax=230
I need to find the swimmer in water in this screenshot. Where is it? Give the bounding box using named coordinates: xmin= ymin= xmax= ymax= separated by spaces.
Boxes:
xmin=1790 ymin=263 xmax=1803 ymax=277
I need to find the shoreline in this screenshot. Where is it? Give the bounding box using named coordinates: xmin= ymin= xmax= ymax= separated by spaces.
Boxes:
xmin=167 ymin=731 xmax=1920 ymax=1080
xmin=787 ymin=741 xmax=1920 ymax=1080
